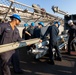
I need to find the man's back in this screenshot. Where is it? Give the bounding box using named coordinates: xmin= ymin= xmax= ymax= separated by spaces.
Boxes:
xmin=45 ymin=25 xmax=59 ymax=43
xmin=33 ymin=27 xmax=42 ymax=38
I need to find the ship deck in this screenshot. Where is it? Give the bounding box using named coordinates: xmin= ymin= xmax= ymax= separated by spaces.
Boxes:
xmin=9 ymin=47 xmax=76 ymax=75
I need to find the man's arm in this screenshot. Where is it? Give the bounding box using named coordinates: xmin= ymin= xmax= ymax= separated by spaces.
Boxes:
xmin=25 ymin=31 xmax=31 ymax=36
xmin=0 ymin=26 xmax=1 ymax=35
xmin=0 ymin=23 xmax=5 ymax=35
xmin=17 ymin=29 xmax=23 ymax=41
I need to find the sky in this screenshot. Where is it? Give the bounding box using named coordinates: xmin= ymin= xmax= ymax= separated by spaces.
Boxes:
xmin=13 ymin=0 xmax=76 ymax=18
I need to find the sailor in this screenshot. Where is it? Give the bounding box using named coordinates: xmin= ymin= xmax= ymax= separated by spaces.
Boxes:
xmin=26 ymin=22 xmax=36 ymax=50
xmin=43 ymin=21 xmax=62 ymax=65
xmin=27 ymin=22 xmax=35 ymax=39
xmin=22 ymin=23 xmax=30 ymax=40
xmin=33 ymin=22 xmax=44 ymax=39
xmin=0 ymin=14 xmax=23 ymax=75
xmin=67 ymin=20 xmax=76 ymax=55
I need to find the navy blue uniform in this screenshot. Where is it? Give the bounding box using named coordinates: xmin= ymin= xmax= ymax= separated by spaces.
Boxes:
xmin=68 ymin=25 xmax=76 ymax=54
xmin=27 ymin=26 xmax=34 ymax=39
xmin=22 ymin=28 xmax=30 ymax=40
xmin=33 ymin=27 xmax=42 ymax=38
xmin=0 ymin=22 xmax=22 ymax=75
xmin=44 ymin=25 xmax=61 ymax=61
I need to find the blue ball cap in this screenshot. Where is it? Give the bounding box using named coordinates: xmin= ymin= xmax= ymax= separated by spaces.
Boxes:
xmin=38 ymin=22 xmax=44 ymax=26
xmin=31 ymin=22 xmax=35 ymax=26
xmin=54 ymin=21 xmax=60 ymax=27
xmin=10 ymin=14 xmax=21 ymax=22
xmin=24 ymin=23 xmax=28 ymax=27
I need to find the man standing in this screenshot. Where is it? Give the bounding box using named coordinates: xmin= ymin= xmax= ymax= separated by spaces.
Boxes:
xmin=27 ymin=22 xmax=35 ymax=39
xmin=43 ymin=21 xmax=62 ymax=65
xmin=22 ymin=23 xmax=30 ymax=40
xmin=33 ymin=22 xmax=44 ymax=38
xmin=0 ymin=14 xmax=22 ymax=75
xmin=67 ymin=20 xmax=76 ymax=55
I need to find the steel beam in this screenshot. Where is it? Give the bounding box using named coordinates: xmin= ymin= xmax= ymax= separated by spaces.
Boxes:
xmin=0 ymin=38 xmax=40 ymax=53
xmin=4 ymin=0 xmax=14 ymax=20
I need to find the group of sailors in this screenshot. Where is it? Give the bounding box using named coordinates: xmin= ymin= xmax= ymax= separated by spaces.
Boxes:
xmin=0 ymin=14 xmax=76 ymax=75
xmin=22 ymin=22 xmax=44 ymax=40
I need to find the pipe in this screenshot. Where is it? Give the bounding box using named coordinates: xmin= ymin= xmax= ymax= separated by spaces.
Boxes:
xmin=0 ymin=38 xmax=40 ymax=53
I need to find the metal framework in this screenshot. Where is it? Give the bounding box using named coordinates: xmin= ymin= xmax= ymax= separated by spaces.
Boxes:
xmin=0 ymin=0 xmax=64 ymax=25
xmin=52 ymin=6 xmax=69 ymax=16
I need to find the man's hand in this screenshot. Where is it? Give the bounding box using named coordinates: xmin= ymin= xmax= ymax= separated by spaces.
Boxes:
xmin=39 ymin=39 xmax=42 ymax=42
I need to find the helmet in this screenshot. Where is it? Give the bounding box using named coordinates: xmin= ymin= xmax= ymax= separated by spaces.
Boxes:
xmin=54 ymin=21 xmax=60 ymax=27
xmin=68 ymin=20 xmax=73 ymax=24
xmin=38 ymin=22 xmax=44 ymax=26
xmin=24 ymin=23 xmax=28 ymax=27
xmin=31 ymin=22 xmax=35 ymax=26
xmin=10 ymin=14 xmax=21 ymax=22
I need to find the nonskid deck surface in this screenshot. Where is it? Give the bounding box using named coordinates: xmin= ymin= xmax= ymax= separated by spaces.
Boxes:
xmin=5 ymin=47 xmax=76 ymax=75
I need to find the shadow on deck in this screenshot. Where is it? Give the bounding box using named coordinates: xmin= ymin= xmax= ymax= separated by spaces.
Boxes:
xmin=1 ymin=47 xmax=76 ymax=75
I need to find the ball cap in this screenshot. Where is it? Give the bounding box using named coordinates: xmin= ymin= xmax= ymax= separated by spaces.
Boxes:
xmin=31 ymin=22 xmax=35 ymax=26
xmin=10 ymin=14 xmax=21 ymax=22
xmin=68 ymin=20 xmax=73 ymax=24
xmin=24 ymin=23 xmax=28 ymax=27
xmin=38 ymin=22 xmax=44 ymax=26
xmin=54 ymin=21 xmax=60 ymax=27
